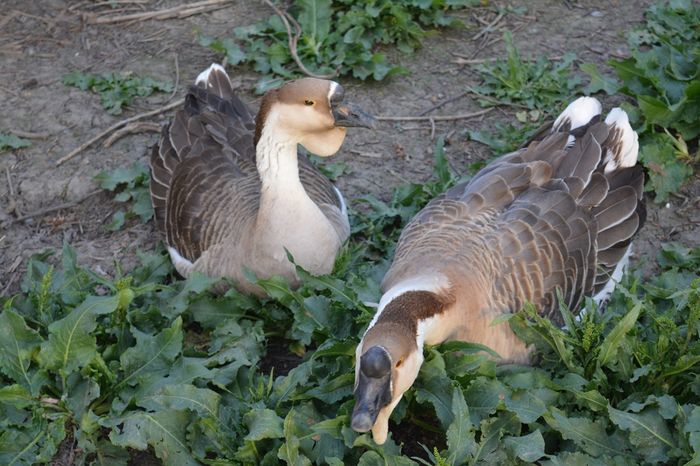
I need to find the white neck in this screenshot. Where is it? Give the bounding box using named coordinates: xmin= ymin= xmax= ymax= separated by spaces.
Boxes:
xmin=363 ymin=274 xmax=451 ymax=347
xmin=256 ymin=112 xmax=300 ymax=191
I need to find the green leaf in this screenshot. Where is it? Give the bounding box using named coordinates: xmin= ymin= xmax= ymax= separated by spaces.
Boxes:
xmin=581 ymin=63 xmax=621 ymax=95
xmin=0 ymin=384 xmax=35 ymax=409
xmin=278 ymin=409 xmax=312 ymax=466
xmin=0 ymin=310 xmax=44 ymax=395
xmin=244 ymin=408 xmax=284 ymax=441
xmin=608 ymin=405 xmax=674 ymax=463
xmin=0 ymin=133 xmax=31 ymax=151
xmin=118 ymin=317 xmax=183 ymax=389
xmin=639 ymin=133 xmax=693 ymax=202
xmin=504 ymin=388 xmax=548 ymax=423
xmin=38 ymin=295 xmax=119 ymax=375
xmin=138 ymin=383 xmax=221 ymax=419
xmin=445 ymin=387 xmax=476 ymax=464
xmin=464 ymin=377 xmax=507 ymax=424
xmin=109 ymin=410 xmax=199 ymax=466
xmin=597 ymin=302 xmax=642 ymax=367
xmin=544 ymin=407 xmax=620 ymax=457
xmin=504 ymin=429 xmax=546 ymax=462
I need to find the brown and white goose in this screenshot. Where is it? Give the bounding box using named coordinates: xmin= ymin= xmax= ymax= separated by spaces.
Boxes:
xmin=351 ymin=97 xmax=645 ymax=444
xmin=149 ymin=64 xmax=374 ymax=295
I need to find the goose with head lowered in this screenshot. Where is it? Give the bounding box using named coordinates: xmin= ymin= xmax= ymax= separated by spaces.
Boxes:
xmin=150 ymin=64 xmax=375 ymax=295
xmin=351 ymin=97 xmax=646 ymax=444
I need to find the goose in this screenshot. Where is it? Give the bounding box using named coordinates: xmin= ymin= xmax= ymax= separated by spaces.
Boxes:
xmin=351 ymin=97 xmax=645 ymax=444
xmin=149 ymin=64 xmax=375 ymax=295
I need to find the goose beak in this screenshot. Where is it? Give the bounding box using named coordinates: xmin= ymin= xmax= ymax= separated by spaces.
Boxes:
xmin=351 ymin=371 xmax=391 ymax=432
xmin=351 ymin=345 xmax=392 ymax=433
xmin=333 ymin=102 xmax=376 ymax=129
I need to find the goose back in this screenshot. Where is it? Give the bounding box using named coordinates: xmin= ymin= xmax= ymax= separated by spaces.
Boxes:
xmin=382 ymin=99 xmax=645 ymax=324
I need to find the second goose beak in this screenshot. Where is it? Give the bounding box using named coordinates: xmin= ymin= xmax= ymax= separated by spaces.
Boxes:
xmin=333 ymin=102 xmax=376 ymax=129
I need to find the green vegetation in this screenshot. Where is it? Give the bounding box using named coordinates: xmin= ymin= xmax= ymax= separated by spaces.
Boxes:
xmin=584 ymin=0 xmax=699 ymax=201
xmin=95 ymin=162 xmax=154 ymax=231
xmin=467 ymin=31 xmax=581 ymax=156
xmin=0 ymin=133 xmax=31 ymax=152
xmin=1 ymin=140 xmax=698 ymax=465
xmin=63 ymin=72 xmax=173 ymax=115
xmin=200 ymin=0 xmax=479 ymax=92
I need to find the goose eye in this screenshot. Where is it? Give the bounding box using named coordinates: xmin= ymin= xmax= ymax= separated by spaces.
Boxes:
xmin=304 ymin=99 xmax=315 ymax=106
xmin=395 ymin=359 xmax=403 ymax=368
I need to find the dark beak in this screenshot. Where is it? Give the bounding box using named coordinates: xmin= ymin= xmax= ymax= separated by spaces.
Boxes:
xmin=351 ymin=346 xmax=392 ymax=432
xmin=333 ymin=102 xmax=376 ymax=129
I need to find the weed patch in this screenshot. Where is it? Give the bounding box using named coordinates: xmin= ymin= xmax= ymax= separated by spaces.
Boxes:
xmin=63 ymin=72 xmax=173 ymax=115
xmin=200 ymin=0 xmax=480 ymax=92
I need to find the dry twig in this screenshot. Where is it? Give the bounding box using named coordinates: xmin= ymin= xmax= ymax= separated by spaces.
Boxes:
xmin=56 ymin=98 xmax=183 ymax=166
xmin=3 ymin=189 xmax=102 ymax=226
xmin=86 ymin=0 xmax=231 ymax=24
xmin=261 ymin=0 xmax=338 ymax=79
xmin=103 ymin=122 xmax=161 ymax=147
xmin=376 ymin=108 xmax=493 ymax=122
xmin=8 ymin=129 xmax=51 ymax=139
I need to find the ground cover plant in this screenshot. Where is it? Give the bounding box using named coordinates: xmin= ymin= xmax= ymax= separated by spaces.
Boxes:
xmin=62 ymin=72 xmax=173 ymax=115
xmin=199 ymin=0 xmax=480 ymax=91
xmin=2 ymin=1 xmax=699 ymax=465
xmin=0 ymin=133 xmax=31 ymax=152
xmin=1 ymin=137 xmax=699 ymax=465
xmin=585 ymin=0 xmax=699 ymax=201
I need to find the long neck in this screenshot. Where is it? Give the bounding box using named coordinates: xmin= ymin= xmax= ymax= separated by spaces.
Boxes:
xmin=256 ymin=121 xmax=301 ymax=192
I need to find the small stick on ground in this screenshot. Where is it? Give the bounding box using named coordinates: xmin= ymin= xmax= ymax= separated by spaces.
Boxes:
xmin=8 ymin=129 xmax=51 ymax=139
xmin=261 ymin=0 xmax=338 ymax=79
xmin=3 ymin=189 xmax=102 ymax=226
xmin=472 ymin=12 xmax=505 ymax=41
xmin=350 ymin=149 xmax=382 ymax=158
xmin=87 ymin=0 xmax=231 ymax=24
xmin=165 ymin=53 xmax=180 ymax=103
xmin=5 ymin=167 xmax=14 ymax=196
xmin=376 ymin=108 xmax=493 ymax=122
xmin=103 ymin=122 xmax=161 ymax=147
xmin=56 ymin=98 xmax=183 ymax=166
xmin=419 ymin=91 xmax=470 ymax=116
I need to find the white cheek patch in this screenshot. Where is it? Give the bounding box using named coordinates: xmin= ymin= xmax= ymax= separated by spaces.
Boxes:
xmin=327 ymin=81 xmax=339 ymax=103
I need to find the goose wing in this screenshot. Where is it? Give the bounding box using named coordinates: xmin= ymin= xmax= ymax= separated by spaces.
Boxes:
xmin=383 ymin=98 xmax=644 ymax=323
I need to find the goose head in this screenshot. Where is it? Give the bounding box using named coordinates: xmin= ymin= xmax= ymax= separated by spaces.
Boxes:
xmin=254 ymin=78 xmax=375 ymax=156
xmin=351 ymin=327 xmax=423 ymax=444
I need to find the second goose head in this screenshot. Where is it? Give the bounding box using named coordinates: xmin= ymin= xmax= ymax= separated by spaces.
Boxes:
xmin=254 ymin=78 xmax=375 ymax=156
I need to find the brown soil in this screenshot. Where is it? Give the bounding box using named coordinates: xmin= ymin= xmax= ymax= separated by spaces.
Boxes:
xmin=1 ymin=0 xmax=699 ymax=463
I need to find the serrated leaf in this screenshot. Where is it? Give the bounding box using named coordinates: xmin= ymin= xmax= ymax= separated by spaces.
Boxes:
xmin=0 ymin=384 xmax=35 ymax=409
xmin=504 ymin=429 xmax=546 ymax=462
xmin=446 ymin=387 xmax=476 ymax=464
xmin=504 ymin=389 xmax=548 ymax=423
xmin=464 ymin=377 xmax=507 ymax=424
xmin=544 ymin=407 xmax=620 ymax=457
xmin=597 ymin=302 xmax=642 ymax=367
xmin=414 ymin=350 xmax=455 ymax=428
xmin=608 ymin=405 xmax=674 ymax=463
xmin=138 ymin=383 xmax=220 ymax=419
xmin=581 ymin=62 xmax=621 ymax=95
xmin=38 ymin=295 xmax=119 ymax=375
xmin=278 ymin=408 xmax=312 ymax=466
xmin=0 ymin=310 xmax=44 ymax=394
xmin=109 ymin=409 xmax=198 ymax=466
xmin=118 ymin=317 xmax=183 ymax=388
xmin=244 ymin=408 xmax=284 ymax=441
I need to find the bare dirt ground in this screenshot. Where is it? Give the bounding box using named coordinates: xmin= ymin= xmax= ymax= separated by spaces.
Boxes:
xmin=1 ymin=1 xmax=699 ymax=296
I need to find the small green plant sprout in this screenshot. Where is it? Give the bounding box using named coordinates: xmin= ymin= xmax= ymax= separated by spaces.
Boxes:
xmin=0 ymin=133 xmax=31 ymax=152
xmin=63 ymin=71 xmax=173 ymax=115
xmin=95 ymin=162 xmax=154 ymax=230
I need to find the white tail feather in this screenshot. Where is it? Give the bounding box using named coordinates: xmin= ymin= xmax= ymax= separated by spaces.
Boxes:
xmin=195 ymin=63 xmax=228 ymax=88
xmin=603 ymin=108 xmax=639 ymax=173
xmin=553 ymin=96 xmax=602 ymax=132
